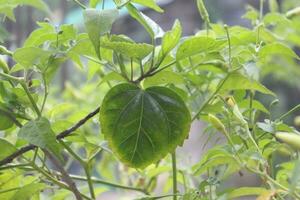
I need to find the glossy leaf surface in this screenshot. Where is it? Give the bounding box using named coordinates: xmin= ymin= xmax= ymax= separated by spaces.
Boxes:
xmin=100 ymin=83 xmax=191 ymax=168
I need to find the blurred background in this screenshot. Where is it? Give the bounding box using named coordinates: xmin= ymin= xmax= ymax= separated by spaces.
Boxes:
xmin=1 ymin=0 xmax=300 ymax=199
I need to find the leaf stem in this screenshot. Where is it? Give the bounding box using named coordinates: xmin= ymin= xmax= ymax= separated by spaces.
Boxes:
xmin=224 ymin=24 xmax=232 ymax=69
xmin=68 ymin=174 xmax=149 ymax=194
xmin=171 ymin=151 xmax=177 ymax=200
xmin=20 ymin=81 xmax=41 ymax=118
xmin=279 ymin=104 xmax=300 ymax=121
xmin=72 ymin=0 xmax=87 ymax=9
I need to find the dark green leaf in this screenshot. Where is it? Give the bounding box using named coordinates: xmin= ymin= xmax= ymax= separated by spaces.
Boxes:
xmin=100 ymin=83 xmax=191 ymax=168
xmin=0 ymin=139 xmax=16 ymax=160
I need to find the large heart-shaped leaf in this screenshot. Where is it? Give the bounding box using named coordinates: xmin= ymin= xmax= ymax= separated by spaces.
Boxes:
xmin=100 ymin=83 xmax=191 ymax=168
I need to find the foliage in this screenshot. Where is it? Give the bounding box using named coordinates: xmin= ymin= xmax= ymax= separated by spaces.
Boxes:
xmin=0 ymin=0 xmax=300 ymax=200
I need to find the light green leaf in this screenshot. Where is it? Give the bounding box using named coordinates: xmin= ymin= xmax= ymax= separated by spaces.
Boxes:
xmin=18 ymin=117 xmax=62 ymax=159
xmin=143 ymin=71 xmax=184 ymax=88
xmin=176 ymin=36 xmax=224 ymax=60
xmin=259 ymin=43 xmax=299 ymax=60
xmin=99 ymin=72 xmax=126 ymax=85
xmin=0 ymin=139 xmax=16 ymax=160
xmin=13 ymin=47 xmax=52 ymax=68
xmin=126 ymin=3 xmax=164 ymax=39
xmin=0 ymin=112 xmax=14 ymax=130
xmin=227 ymin=187 xmax=268 ymax=199
xmin=100 ymin=83 xmax=191 ymax=168
xmin=101 ymin=37 xmax=153 ymax=59
xmin=221 ymin=73 xmax=275 ymax=96
xmin=161 ymin=20 xmax=182 ymax=56
xmin=132 ymin=0 xmax=163 ymax=13
xmin=11 ymin=183 xmax=46 ymax=200
xmin=83 ymin=9 xmax=119 ymax=58
xmin=89 ymin=0 xmax=101 ymax=8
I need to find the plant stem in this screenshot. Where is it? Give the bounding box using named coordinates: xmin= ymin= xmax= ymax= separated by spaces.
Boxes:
xmin=72 ymin=0 xmax=87 ymax=9
xmin=84 ymin=163 xmax=96 ymax=200
xmin=44 ymin=150 xmax=83 ymax=200
xmin=279 ymin=104 xmax=300 ymax=121
xmin=171 ymin=151 xmax=177 ymax=200
xmin=41 ymin=73 xmax=48 ymax=113
xmin=224 ymin=25 xmax=232 ymax=69
xmin=20 ymin=81 xmax=41 ymax=117
xmin=68 ymin=174 xmax=149 ymax=194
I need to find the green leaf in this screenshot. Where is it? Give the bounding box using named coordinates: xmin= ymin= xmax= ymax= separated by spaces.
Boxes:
xmin=126 ymin=3 xmax=164 ymax=39
xmin=83 ymin=9 xmax=119 ymax=58
xmin=18 ymin=117 xmax=62 ymax=159
xmin=176 ymin=36 xmax=224 ymax=60
xmin=89 ymin=0 xmax=101 ymax=8
xmin=0 ymin=0 xmax=49 ymax=21
xmin=132 ymin=0 xmax=163 ymax=13
xmin=0 ymin=112 xmax=14 ymax=130
xmin=161 ymin=20 xmax=182 ymax=56
xmin=227 ymin=187 xmax=268 ymax=199
xmin=143 ymin=71 xmax=184 ymax=88
xmin=13 ymin=47 xmax=52 ymax=68
xmin=101 ymin=37 xmax=153 ymax=59
xmin=100 ymin=83 xmax=191 ymax=168
xmin=0 ymin=139 xmax=16 ymax=160
xmin=220 ymin=73 xmax=275 ymax=96
xmin=259 ymin=43 xmax=300 ymax=60
xmin=11 ymin=183 xmax=46 ymax=200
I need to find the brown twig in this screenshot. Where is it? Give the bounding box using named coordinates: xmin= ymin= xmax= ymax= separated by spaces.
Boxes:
xmin=44 ymin=150 xmax=83 ymax=200
xmin=0 ymin=107 xmax=100 ymax=166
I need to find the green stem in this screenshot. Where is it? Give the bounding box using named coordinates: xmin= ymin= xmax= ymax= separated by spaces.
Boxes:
xmin=0 ymin=72 xmax=22 ymax=82
xmin=69 ymin=174 xmax=149 ymax=194
xmin=0 ymin=187 xmax=20 ymax=194
xmin=171 ymin=152 xmax=177 ymax=200
xmin=279 ymin=104 xmax=300 ymax=121
xmin=40 ymin=73 xmax=48 ymax=113
xmin=259 ymin=0 xmax=264 ymax=22
xmin=191 ymin=74 xmax=229 ymax=121
xmin=20 ymin=81 xmax=41 ymax=117
xmin=84 ymin=163 xmax=96 ymax=200
xmin=60 ymin=141 xmax=95 ymax=199
xmin=224 ymin=25 xmax=232 ymax=69
xmin=72 ymin=0 xmax=87 ymax=9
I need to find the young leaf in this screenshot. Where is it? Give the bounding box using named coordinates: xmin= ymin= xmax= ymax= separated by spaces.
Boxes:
xmin=101 ymin=37 xmax=153 ymax=59
xmin=0 ymin=112 xmax=14 ymax=130
xmin=227 ymin=187 xmax=268 ymax=199
xmin=143 ymin=71 xmax=184 ymax=88
xmin=11 ymin=183 xmax=46 ymax=200
xmin=176 ymin=36 xmax=224 ymax=61
xmin=13 ymin=47 xmax=52 ymax=68
xmin=100 ymin=83 xmax=191 ymax=168
xmin=0 ymin=139 xmax=17 ymax=160
xmin=83 ymin=9 xmax=119 ymax=58
xmin=259 ymin=43 xmax=300 ymax=60
xmin=126 ymin=3 xmax=164 ymax=39
xmin=18 ymin=117 xmax=62 ymax=159
xmin=132 ymin=0 xmax=163 ymax=13
xmin=161 ymin=20 xmax=182 ymax=56
xmin=220 ymin=73 xmax=275 ymax=96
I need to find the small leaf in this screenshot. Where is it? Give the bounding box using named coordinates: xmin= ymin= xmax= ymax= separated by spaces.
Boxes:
xmin=89 ymin=0 xmax=100 ymax=8
xmin=11 ymin=183 xmax=46 ymax=200
xmin=176 ymin=36 xmax=224 ymax=60
xmin=0 ymin=139 xmax=16 ymax=160
xmin=126 ymin=3 xmax=164 ymax=39
xmin=161 ymin=20 xmax=182 ymax=56
xmin=83 ymin=9 xmax=119 ymax=58
xmin=101 ymin=37 xmax=153 ymax=59
xmin=13 ymin=47 xmax=52 ymax=68
xmin=100 ymin=83 xmax=191 ymax=168
xmin=0 ymin=112 xmax=14 ymax=130
xmin=259 ymin=43 xmax=300 ymax=60
xmin=143 ymin=71 xmax=184 ymax=88
xmin=227 ymin=187 xmax=268 ymax=199
xmin=132 ymin=0 xmax=163 ymax=13
xmin=18 ymin=117 xmax=62 ymax=159
xmin=220 ymin=73 xmax=275 ymax=96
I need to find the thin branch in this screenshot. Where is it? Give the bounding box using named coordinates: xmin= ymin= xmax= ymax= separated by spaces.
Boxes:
xmin=44 ymin=150 xmax=83 ymax=200
xmin=0 ymin=107 xmax=100 ymax=166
